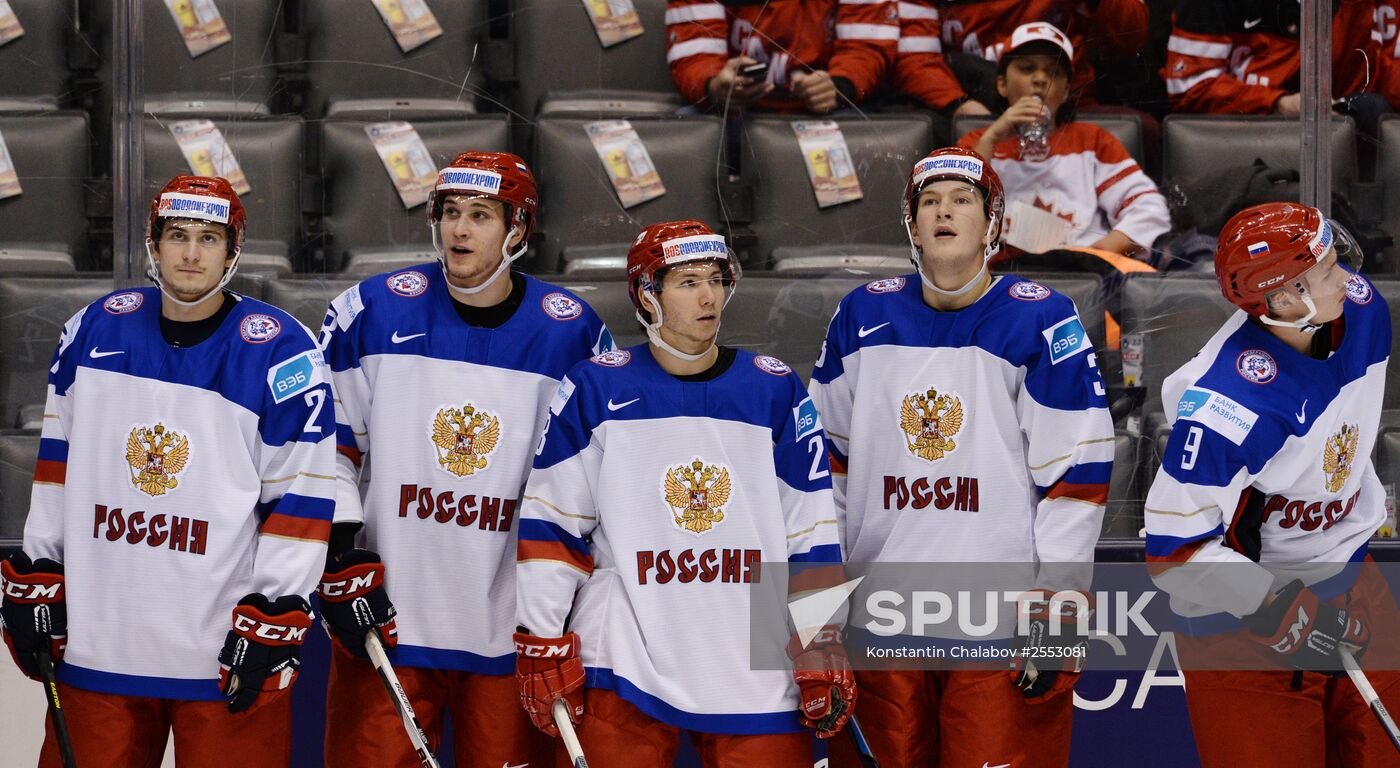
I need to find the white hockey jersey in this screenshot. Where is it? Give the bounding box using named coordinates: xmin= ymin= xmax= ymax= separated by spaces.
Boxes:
xmin=808 ymin=275 xmax=1113 ymax=573
xmin=22 ymin=288 xmax=335 ymax=700
xmin=323 ymin=266 xmax=611 ymax=673
xmin=1144 ymin=273 xmax=1390 ymax=628
xmin=517 ymin=345 xmax=841 ymax=734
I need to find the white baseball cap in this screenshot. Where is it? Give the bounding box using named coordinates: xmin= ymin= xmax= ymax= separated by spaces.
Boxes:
xmin=1000 ymin=21 xmax=1074 ymax=70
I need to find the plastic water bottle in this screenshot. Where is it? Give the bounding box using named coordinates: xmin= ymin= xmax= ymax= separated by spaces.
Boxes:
xmin=1017 ymin=96 xmax=1050 ymax=162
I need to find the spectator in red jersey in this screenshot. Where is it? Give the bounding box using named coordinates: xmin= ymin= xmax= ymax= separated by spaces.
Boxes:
xmin=958 ymin=23 xmax=1169 ymax=260
xmin=665 ymin=0 xmax=898 ymax=114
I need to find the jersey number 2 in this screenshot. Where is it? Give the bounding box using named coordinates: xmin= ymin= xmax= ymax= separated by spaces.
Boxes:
xmin=806 ymin=435 xmax=830 ymax=481
xmin=303 ymin=389 xmax=326 ymax=434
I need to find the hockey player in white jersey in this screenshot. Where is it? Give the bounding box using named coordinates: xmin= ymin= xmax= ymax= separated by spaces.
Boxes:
xmin=513 ymin=219 xmax=855 ymax=766
xmin=809 ymin=147 xmax=1114 ymax=768
xmin=318 ymin=151 xmax=612 ymax=767
xmin=0 ymin=175 xmax=335 ymax=766
xmin=1144 ymin=202 xmax=1400 ymax=767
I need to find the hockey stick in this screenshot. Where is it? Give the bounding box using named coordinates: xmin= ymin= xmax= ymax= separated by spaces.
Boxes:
xmin=553 ymin=697 xmax=590 ymax=768
xmin=845 ymin=713 xmax=880 ymax=768
xmin=364 ymin=632 xmax=441 ymax=768
xmin=1341 ymin=646 xmax=1400 ymax=755
xmin=36 ymin=650 xmax=77 ymax=768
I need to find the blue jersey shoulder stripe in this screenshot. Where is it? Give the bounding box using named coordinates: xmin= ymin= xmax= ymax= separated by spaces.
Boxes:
xmin=37 ymin=438 xmax=68 ymax=463
xmin=257 ymin=493 xmax=335 ymax=522
xmin=518 ymin=517 xmax=590 ymax=556
xmin=789 ymin=543 xmax=842 ymax=564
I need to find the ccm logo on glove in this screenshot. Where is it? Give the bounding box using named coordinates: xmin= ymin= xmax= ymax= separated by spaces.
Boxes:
xmin=233 ymin=614 xmax=309 ymax=644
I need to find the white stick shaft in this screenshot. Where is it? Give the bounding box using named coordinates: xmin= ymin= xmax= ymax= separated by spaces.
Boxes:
xmin=366 ymin=633 xmax=442 ymax=768
xmin=1341 ymin=646 xmax=1400 ymax=754
xmin=553 ymin=698 xmax=589 ymax=768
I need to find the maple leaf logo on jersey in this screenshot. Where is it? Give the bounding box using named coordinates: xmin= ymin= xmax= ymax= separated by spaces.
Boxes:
xmin=900 ymin=388 xmax=964 ymax=462
xmin=431 ymin=404 xmax=500 ymax=477
xmin=663 ymin=459 xmax=732 ymax=536
xmin=1323 ymin=424 xmax=1360 ymax=493
xmin=125 ymin=423 xmax=190 ymax=497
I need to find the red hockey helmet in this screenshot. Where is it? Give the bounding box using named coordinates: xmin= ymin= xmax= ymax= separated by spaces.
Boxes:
xmin=903 ymin=147 xmax=1005 ymax=261
xmin=625 ymin=219 xmax=742 ymax=315
xmin=428 ymin=151 xmax=538 ymax=245
xmin=1215 ymin=202 xmax=1361 ymax=320
xmin=148 ymin=175 xmax=246 ymax=254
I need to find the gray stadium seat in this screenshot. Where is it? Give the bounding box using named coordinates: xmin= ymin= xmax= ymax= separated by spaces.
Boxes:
xmin=1119 ymin=274 xmax=1240 ymax=428
xmin=265 ymin=276 xmax=359 ymax=334
xmin=95 ymin=0 xmax=281 ymax=114
xmin=951 ymin=113 xmax=1147 ymax=170
xmin=0 ymin=430 xmax=39 ymax=544
xmin=553 ymin=271 xmax=1103 ymax=383
xmin=143 ymin=114 xmax=304 ymax=265
xmin=1378 ymin=429 xmax=1400 ymax=533
xmin=1104 ymin=431 xmax=1146 ymax=539
xmin=504 ymin=0 xmax=673 ymax=119
xmin=0 ymin=112 xmax=91 ymax=267
xmin=1162 ymin=115 xmax=1357 ymax=192
xmin=1377 ymin=116 xmax=1400 ymax=271
xmin=1370 ymin=278 xmax=1400 ymax=411
xmin=535 ymin=90 xmax=684 ymax=119
xmin=770 ymin=244 xmax=910 ymax=274
xmin=300 ymin=0 xmax=485 ymax=118
xmin=0 ymin=277 xmax=112 ymax=426
xmin=316 ymin=115 xmax=509 ymax=273
xmin=741 ymin=115 xmax=934 ymax=267
xmin=532 ymin=115 xmax=724 ymax=274
xmin=0 ymin=1 xmax=72 ymax=107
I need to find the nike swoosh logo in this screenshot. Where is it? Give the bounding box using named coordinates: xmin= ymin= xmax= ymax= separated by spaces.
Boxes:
xmin=1296 ymin=399 xmax=1307 ymax=424
xmin=607 ymin=398 xmax=639 ymax=412
xmin=857 ymin=323 xmax=889 ymax=338
xmin=982 ymin=763 xmax=1012 ymax=768
xmin=391 ymin=331 xmax=425 ymax=344
xmin=1243 ymin=17 xmax=1262 ymax=28
xmin=502 ymin=763 xmax=529 ymax=768
xmin=89 ymin=348 xmax=124 ymax=359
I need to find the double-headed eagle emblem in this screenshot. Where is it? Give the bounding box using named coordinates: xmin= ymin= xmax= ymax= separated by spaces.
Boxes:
xmin=663 ymin=459 xmax=731 ymax=535
xmin=125 ymin=423 xmax=189 ymax=497
xmin=1323 ymin=423 xmax=1359 ymax=494
xmin=432 ymin=404 xmax=500 ymax=477
xmin=899 ymin=388 xmax=964 ymax=462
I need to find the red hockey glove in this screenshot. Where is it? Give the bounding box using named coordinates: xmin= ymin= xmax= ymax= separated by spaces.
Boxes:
xmin=0 ymin=552 xmax=66 ymax=681
xmin=514 ymin=630 xmax=585 ymax=737
xmin=788 ymin=626 xmax=856 ymax=738
xmin=1010 ymin=590 xmax=1090 ymax=702
xmin=218 ymin=593 xmax=312 ymax=713
xmin=317 ymin=548 xmax=398 ymax=659
xmin=1244 ymin=579 xmax=1369 ymax=671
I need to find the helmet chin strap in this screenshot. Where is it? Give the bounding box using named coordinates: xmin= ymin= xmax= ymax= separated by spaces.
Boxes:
xmin=146 ymin=238 xmax=241 ymax=308
xmin=906 ymin=215 xmax=999 ymax=298
xmin=434 ymin=223 xmax=525 ymax=298
xmin=1258 ymin=294 xmax=1324 ymax=333
xmin=637 ymin=289 xmax=719 ymax=362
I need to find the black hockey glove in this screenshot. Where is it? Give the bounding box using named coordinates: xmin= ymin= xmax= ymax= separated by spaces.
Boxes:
xmin=1010 ymin=590 xmax=1089 ymax=702
xmin=1244 ymin=579 xmax=1369 ymax=672
xmin=317 ymin=548 xmax=398 ymax=658
xmin=218 ymin=593 xmax=312 ymax=713
xmin=0 ymin=552 xmax=66 ymax=681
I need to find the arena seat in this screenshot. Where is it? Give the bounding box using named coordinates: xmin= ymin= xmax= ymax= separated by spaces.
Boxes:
xmin=95 ymin=0 xmax=281 ymax=115
xmin=535 ymin=90 xmax=684 ymax=119
xmin=1377 ymin=116 xmax=1400 ymax=271
xmin=741 ymin=115 xmax=934 ymax=267
xmin=769 ymin=244 xmax=910 ymax=274
xmin=532 ymin=115 xmax=723 ymax=274
xmin=144 ymin=114 xmax=304 ymax=272
xmin=264 ymin=276 xmax=359 ymax=335
xmin=1163 ymin=114 xmax=1356 ymax=192
xmin=299 ymin=0 xmax=485 ymax=118
xmin=0 ymin=111 xmax=92 ymax=268
xmin=503 ymin=0 xmax=673 ymax=119
xmin=1370 ymin=277 xmax=1400 ymax=410
xmin=0 ymin=0 xmax=73 ymax=108
xmin=1378 ymin=429 xmax=1400 ymax=524
xmin=951 ymin=113 xmax=1147 ymax=170
xmin=316 ymin=115 xmax=509 ymax=273
xmin=1119 ymin=274 xmax=1237 ymax=428
xmin=0 ymin=430 xmax=38 ymax=544
xmin=0 ymin=276 xmax=113 ymax=427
